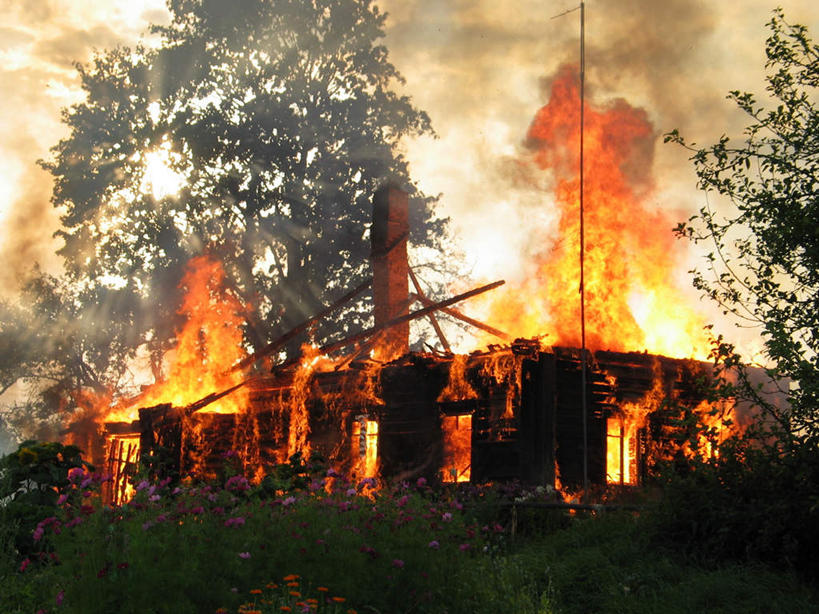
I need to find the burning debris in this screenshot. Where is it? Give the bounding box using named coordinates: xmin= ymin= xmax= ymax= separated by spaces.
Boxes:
xmin=60 ymin=179 xmax=737 ymax=506
xmin=60 ymin=67 xmax=744 ymax=504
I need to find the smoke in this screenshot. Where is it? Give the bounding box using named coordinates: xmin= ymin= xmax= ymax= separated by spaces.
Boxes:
xmin=378 ymin=0 xmax=817 ymax=351
xmin=0 ymin=0 xmax=168 ymax=297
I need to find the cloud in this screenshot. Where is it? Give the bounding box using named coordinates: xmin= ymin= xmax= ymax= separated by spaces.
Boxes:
xmin=33 ymin=25 xmax=124 ymax=68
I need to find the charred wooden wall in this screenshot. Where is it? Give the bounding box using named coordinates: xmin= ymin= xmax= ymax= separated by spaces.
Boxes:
xmin=122 ymin=347 xmax=712 ymax=495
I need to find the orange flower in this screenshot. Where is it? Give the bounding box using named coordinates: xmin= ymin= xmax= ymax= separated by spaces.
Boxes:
xmin=283 ymin=574 xmax=300 ymax=581
xmin=215 ymin=609 xmax=228 ymax=614
xmin=266 ymin=583 xmax=278 ymax=589
xmin=287 ymin=581 xmax=300 ymax=587
xmin=250 ymin=589 xmax=262 ymax=595
xmin=289 ymin=591 xmax=301 ymax=597
xmin=346 ymin=610 xmax=358 ymax=614
xmin=332 ymin=596 xmax=346 ymax=603
xmin=306 ymin=598 xmax=318 ymax=604
xmin=280 ymin=608 xmax=292 ymax=613
xmin=316 ymin=587 xmax=329 ymax=592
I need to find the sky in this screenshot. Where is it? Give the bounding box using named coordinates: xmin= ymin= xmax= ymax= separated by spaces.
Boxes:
xmin=0 ymin=0 xmax=817 ymax=353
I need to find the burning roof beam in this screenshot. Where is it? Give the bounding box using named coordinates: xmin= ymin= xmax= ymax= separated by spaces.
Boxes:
xmin=409 ymin=293 xmax=512 ymax=341
xmin=408 ymin=266 xmax=451 ymax=353
xmin=230 ymin=278 xmax=373 ymax=373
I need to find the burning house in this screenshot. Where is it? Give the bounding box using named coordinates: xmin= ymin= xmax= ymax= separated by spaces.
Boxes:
xmin=88 ymin=183 xmax=732 ymax=506
xmin=64 ymin=68 xmax=751 ymax=505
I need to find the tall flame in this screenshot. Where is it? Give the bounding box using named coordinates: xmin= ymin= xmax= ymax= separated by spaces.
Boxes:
xmin=106 ymin=255 xmax=250 ymax=422
xmin=480 ymin=65 xmax=710 ymax=359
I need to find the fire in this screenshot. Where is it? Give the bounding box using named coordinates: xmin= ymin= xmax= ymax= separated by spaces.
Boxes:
xmin=686 ymin=399 xmax=736 ymax=460
xmin=438 ymin=354 xmax=478 ymax=403
xmin=287 ymin=344 xmax=324 ymax=460
xmin=104 ymin=433 xmax=140 ymax=505
xmin=441 ymin=414 xmax=471 ymax=483
xmin=105 ymin=255 xmax=250 ymax=422
xmin=479 ymin=65 xmax=710 ymax=360
xmin=352 ymin=416 xmax=379 ymax=479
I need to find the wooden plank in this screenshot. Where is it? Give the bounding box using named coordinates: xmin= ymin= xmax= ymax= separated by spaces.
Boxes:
xmin=304 ymin=280 xmax=505 ymax=360
xmin=408 ymin=267 xmax=451 ymax=352
xmin=230 ymin=278 xmax=373 ymax=373
xmin=410 ymin=293 xmax=511 ymax=341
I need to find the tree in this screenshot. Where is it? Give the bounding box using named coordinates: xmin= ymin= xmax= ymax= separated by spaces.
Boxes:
xmin=30 ymin=0 xmax=444 ymax=409
xmin=668 ymin=8 xmax=818 ymax=446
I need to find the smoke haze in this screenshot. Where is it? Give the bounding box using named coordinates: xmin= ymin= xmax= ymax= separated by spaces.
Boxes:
xmin=0 ymin=0 xmax=816 ymax=353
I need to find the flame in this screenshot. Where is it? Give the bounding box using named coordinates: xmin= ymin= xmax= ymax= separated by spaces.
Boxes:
xmin=606 ymin=368 xmax=663 ymax=485
xmin=352 ymin=417 xmax=379 ymax=479
xmin=478 ymin=65 xmax=710 ymax=359
xmin=105 ymin=255 xmax=250 ymax=422
xmin=438 ymin=354 xmax=478 ymax=402
xmin=685 ymin=398 xmax=736 ymax=459
xmin=287 ymin=344 xmax=323 ymax=460
xmin=441 ymin=414 xmax=472 ymax=483
xmin=104 ymin=433 xmax=140 ymax=504
xmin=479 ymin=352 xmax=520 ymax=419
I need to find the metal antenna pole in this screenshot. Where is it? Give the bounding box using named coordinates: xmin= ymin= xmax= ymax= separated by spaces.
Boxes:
xmin=579 ymin=0 xmax=589 ymax=498
xmin=551 ymin=1 xmax=588 ymax=496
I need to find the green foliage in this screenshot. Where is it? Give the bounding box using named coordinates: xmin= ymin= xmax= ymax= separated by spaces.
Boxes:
xmin=3 ymin=0 xmax=447 ymax=433
xmin=522 ymin=512 xmax=818 ymax=614
xmin=7 ymin=477 xmax=819 ymax=614
xmin=0 ymin=440 xmax=91 ymax=557
xmin=660 ymin=10 xmax=819 ymax=582
xmin=652 ymin=439 xmax=819 ymax=581
xmin=666 ymin=8 xmax=819 ymax=445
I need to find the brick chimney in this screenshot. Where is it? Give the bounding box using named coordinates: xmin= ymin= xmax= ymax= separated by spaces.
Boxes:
xmin=371 ymin=184 xmax=410 ymax=361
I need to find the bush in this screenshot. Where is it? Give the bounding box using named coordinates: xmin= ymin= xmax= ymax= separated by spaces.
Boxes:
xmin=0 ymin=441 xmax=92 ymax=558
xmin=652 ymin=437 xmax=819 ymax=580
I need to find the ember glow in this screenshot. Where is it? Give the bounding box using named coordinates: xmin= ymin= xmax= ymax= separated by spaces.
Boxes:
xmin=478 ymin=65 xmax=711 ymax=360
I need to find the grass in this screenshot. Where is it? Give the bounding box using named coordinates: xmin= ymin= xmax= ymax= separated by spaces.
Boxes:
xmin=2 ymin=468 xmax=817 ymax=614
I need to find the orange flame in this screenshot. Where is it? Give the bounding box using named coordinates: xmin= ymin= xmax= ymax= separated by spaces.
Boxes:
xmin=352 ymin=417 xmax=379 ymax=479
xmin=480 ymin=65 xmax=710 ymax=359
xmin=105 ymin=255 xmax=250 ymax=422
xmin=437 ymin=354 xmax=478 ymax=402
xmin=441 ymin=414 xmax=472 ymax=483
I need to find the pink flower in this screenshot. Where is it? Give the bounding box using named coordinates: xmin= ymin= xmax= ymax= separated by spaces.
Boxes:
xmin=459 ymin=543 xmax=471 ymax=551
xmin=56 ymin=590 xmax=64 ymax=606
xmin=358 ymin=477 xmax=377 ymax=490
xmin=346 ymin=488 xmax=356 ymax=497
xmin=397 ymin=495 xmax=409 ymax=508
xmin=33 ymin=526 xmax=44 ymax=542
xmin=56 ymin=493 xmax=68 ymax=505
xmin=238 ymin=551 xmax=251 ymax=559
xmin=225 ymin=475 xmax=250 ymax=492
xmin=67 ymin=467 xmax=85 ymax=483
xmin=19 ymin=558 xmax=30 ymax=573
xmin=224 ymin=516 xmax=246 ymax=528
xmin=416 ymin=477 xmax=427 ymax=488
xmin=428 ymin=540 xmax=440 ymax=549
xmin=149 ymin=494 xmax=161 ymax=503
xmin=135 ymin=480 xmax=150 ymax=492
xmin=282 ymin=496 xmax=297 ymax=506
xmin=392 ymin=559 xmax=405 ymax=568
xmin=442 ymin=512 xmax=453 ymax=522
